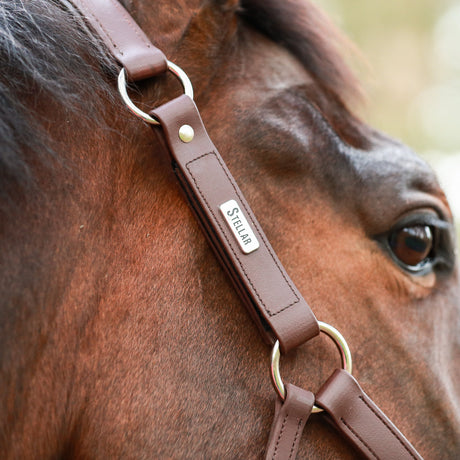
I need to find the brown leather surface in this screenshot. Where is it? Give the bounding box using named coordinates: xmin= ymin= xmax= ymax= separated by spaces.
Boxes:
xmin=315 ymin=370 xmax=424 ymax=460
xmin=151 ymin=95 xmax=319 ymax=353
xmin=265 ymin=384 xmax=315 ymax=460
xmin=69 ymin=0 xmax=167 ymax=80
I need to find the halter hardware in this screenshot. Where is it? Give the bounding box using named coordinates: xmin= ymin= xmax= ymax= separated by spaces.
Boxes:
xmin=67 ymin=1 xmax=426 ymax=458
xmin=117 ymin=61 xmax=194 ymax=125
xmin=271 ymin=321 xmax=352 ymax=413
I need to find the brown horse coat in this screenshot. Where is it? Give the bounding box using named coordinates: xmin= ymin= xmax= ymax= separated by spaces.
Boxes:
xmin=0 ymin=0 xmax=459 ymax=458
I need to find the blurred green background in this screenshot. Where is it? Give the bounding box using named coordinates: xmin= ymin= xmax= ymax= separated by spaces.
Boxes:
xmin=316 ymin=0 xmax=460 ymax=239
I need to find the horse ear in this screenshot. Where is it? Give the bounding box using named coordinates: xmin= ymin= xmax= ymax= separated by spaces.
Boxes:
xmin=239 ymin=0 xmax=362 ymax=103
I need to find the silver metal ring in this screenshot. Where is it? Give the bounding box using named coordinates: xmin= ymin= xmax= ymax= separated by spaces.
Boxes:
xmin=117 ymin=61 xmax=194 ymax=125
xmin=270 ymin=321 xmax=352 ymax=413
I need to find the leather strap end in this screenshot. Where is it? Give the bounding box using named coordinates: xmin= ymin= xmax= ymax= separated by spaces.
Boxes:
xmin=121 ymin=49 xmax=168 ymax=82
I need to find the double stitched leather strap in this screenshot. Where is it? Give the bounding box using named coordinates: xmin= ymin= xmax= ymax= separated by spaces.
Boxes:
xmin=70 ymin=0 xmax=167 ymax=80
xmin=151 ymin=96 xmax=319 ymax=353
xmin=315 ymin=370 xmax=423 ymax=460
xmin=265 ymin=384 xmax=315 ymax=460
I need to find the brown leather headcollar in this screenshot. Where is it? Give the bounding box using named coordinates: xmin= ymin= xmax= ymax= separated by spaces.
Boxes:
xmin=65 ymin=1 xmax=425 ymax=459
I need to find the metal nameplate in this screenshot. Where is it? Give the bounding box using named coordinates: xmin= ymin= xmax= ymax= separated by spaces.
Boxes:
xmin=219 ymin=199 xmax=260 ymax=254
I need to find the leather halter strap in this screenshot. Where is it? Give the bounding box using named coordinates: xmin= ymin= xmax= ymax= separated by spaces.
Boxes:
xmin=265 ymin=370 xmax=424 ymax=460
xmin=69 ymin=0 xmax=318 ymax=355
xmin=265 ymin=384 xmax=315 ymax=460
xmin=66 ymin=1 xmax=426 ymax=459
xmin=150 ymin=96 xmax=319 ymax=352
xmin=70 ymin=0 xmax=167 ymax=80
xmin=315 ymin=370 xmax=423 ymax=460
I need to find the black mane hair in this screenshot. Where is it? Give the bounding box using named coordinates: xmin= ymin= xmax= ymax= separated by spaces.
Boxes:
xmin=0 ymin=0 xmax=116 ymax=198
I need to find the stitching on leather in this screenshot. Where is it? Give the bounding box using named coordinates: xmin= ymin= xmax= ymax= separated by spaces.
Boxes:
xmin=288 ymin=418 xmax=303 ymax=460
xmin=341 ymin=417 xmax=379 ymax=459
xmin=78 ymin=0 xmax=154 ymax=60
xmin=272 ymin=413 xmax=289 ymax=459
xmin=358 ymin=396 xmax=418 ymax=460
xmin=186 ymin=151 xmax=300 ymax=317
xmin=204 ymin=152 xmax=301 ymax=314
xmin=108 ymin=0 xmax=152 ymax=49
xmin=77 ymin=0 xmax=123 ymax=54
xmin=186 ymin=156 xmax=274 ymax=315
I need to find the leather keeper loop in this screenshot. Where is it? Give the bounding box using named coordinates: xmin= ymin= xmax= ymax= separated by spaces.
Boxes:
xmin=150 ymin=95 xmax=319 ymax=353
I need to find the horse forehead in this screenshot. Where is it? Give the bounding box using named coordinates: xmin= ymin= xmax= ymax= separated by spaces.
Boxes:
xmin=307 ymin=132 xmax=445 ymax=229
xmin=236 ymin=88 xmax=446 ymax=230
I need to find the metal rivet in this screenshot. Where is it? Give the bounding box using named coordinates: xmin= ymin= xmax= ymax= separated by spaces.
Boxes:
xmin=179 ymin=124 xmax=194 ymax=143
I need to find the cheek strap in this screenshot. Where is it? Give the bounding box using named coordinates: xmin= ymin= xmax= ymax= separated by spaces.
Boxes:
xmin=65 ymin=2 xmax=426 ymax=458
xmin=150 ymin=95 xmax=320 ymax=353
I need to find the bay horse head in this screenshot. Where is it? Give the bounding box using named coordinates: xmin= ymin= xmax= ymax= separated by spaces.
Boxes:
xmin=0 ymin=0 xmax=459 ymax=458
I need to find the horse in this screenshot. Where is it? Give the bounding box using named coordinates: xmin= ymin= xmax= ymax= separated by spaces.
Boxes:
xmin=1 ymin=0 xmax=459 ymax=458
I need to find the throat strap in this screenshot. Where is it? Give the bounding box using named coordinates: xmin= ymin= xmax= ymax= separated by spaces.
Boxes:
xmin=150 ymin=95 xmax=319 ymax=353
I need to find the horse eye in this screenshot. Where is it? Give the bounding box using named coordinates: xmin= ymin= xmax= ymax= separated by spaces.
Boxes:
xmin=389 ymin=225 xmax=433 ymax=268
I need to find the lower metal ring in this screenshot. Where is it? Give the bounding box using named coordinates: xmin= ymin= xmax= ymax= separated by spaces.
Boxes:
xmin=270 ymin=321 xmax=353 ymax=413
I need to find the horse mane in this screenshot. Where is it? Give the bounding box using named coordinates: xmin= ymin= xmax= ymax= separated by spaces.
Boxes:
xmin=239 ymin=0 xmax=361 ymax=102
xmin=0 ymin=0 xmax=116 ymax=200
